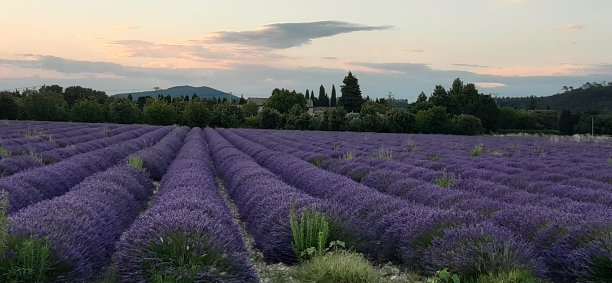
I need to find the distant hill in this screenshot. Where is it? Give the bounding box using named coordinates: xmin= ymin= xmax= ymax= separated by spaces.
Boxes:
xmin=114 ymin=86 xmax=239 ymax=100
xmin=496 ymin=82 xmax=612 ymax=113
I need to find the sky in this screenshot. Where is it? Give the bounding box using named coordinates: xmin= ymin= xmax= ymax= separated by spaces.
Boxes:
xmin=1 ymin=0 xmax=611 ymax=100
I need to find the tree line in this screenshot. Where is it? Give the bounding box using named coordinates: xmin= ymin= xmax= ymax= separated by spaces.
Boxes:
xmin=1 ymin=72 xmax=608 ymax=135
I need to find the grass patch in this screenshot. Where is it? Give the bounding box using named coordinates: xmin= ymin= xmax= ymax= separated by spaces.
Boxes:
xmin=427 ymin=268 xmax=460 ymax=283
xmin=425 ymin=153 xmax=442 ymax=162
xmin=371 ymin=146 xmax=393 ymax=161
xmin=310 ymin=156 xmax=326 ymax=167
xmin=341 ymin=150 xmax=355 ymax=161
xmin=290 ymin=206 xmax=330 ymax=261
xmin=0 ymin=191 xmax=9 ymax=259
xmin=434 ymin=171 xmax=456 ymax=188
xmin=127 ymin=156 xmax=144 ymax=170
xmin=470 ymin=144 xmax=484 ymax=157
xmin=0 ymin=236 xmax=70 ymax=282
xmin=472 ymin=269 xmax=537 ymax=283
xmin=405 ymin=139 xmax=419 ymax=153
xmin=143 ymin=231 xmax=239 ymax=283
xmin=290 ymin=251 xmax=385 ymax=283
xmin=0 ymin=147 xmax=11 ymax=158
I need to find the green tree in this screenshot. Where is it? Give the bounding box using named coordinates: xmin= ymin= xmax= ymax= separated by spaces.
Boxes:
xmin=285 ymin=105 xmax=312 ymax=130
xmin=558 ymin=109 xmax=578 ymax=135
xmin=386 ymin=108 xmax=416 ymax=133
xmin=72 ymin=98 xmax=106 ymax=123
xmin=239 ymin=94 xmax=247 ymax=105
xmin=143 ymin=99 xmax=177 ymax=125
xmin=258 ymin=108 xmax=284 ymax=129
xmin=327 ymin=107 xmax=348 ymax=131
xmin=266 ymin=88 xmax=306 ymax=114
xmin=209 ymin=103 xmax=244 ymax=128
xmin=339 ymin=71 xmax=363 ymax=113
xmin=64 ymin=86 xmax=107 ymax=107
xmin=183 ymin=100 xmax=210 ymax=127
xmin=107 ymin=97 xmax=140 ymax=124
xmin=415 ymin=106 xmax=449 ymax=134
xmin=305 ymin=89 xmax=310 ymax=100
xmin=21 ymin=91 xmax=68 ymax=121
xmin=242 ymin=102 xmax=259 ymax=117
xmin=330 ymin=85 xmax=337 ymax=107
xmin=451 ymin=114 xmax=483 ymax=135
xmin=0 ymin=93 xmax=19 ymax=119
xmin=318 ymin=85 xmax=329 ymax=107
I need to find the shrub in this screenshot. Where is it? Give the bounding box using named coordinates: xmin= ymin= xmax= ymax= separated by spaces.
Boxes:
xmin=0 ymin=236 xmax=70 ymax=282
xmin=434 ymin=172 xmax=456 ymax=188
xmin=291 ymin=251 xmax=384 ymax=283
xmin=290 ymin=206 xmax=330 ymax=261
xmin=127 ymin=156 xmax=144 ymax=170
xmin=471 ymin=144 xmax=484 ymax=157
xmin=474 ymin=268 xmax=538 ymax=283
xmin=0 ymin=147 xmax=11 ymax=158
xmin=142 ymin=232 xmax=240 ymax=283
xmin=0 ymin=191 xmax=8 ymax=259
xmin=452 ymin=114 xmax=483 ymax=135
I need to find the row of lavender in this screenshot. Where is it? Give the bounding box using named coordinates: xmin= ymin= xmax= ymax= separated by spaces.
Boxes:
xmin=210 ymin=129 xmax=542 ymax=279
xmin=0 ymin=125 xmax=158 ymax=177
xmin=226 ymin=128 xmax=611 ymax=282
xmin=1 ymin=123 xmax=259 ymax=281
xmin=3 ymin=124 xmax=188 ymax=281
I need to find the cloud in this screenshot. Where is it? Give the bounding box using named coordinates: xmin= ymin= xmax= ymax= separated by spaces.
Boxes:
xmin=2 ymin=55 xmax=612 ymax=100
xmin=200 ymin=21 xmax=392 ymax=49
xmin=452 ymin=63 xmax=492 ymax=68
xmin=407 ymin=49 xmax=426 ymax=53
xmin=557 ymin=23 xmax=585 ymax=31
xmin=475 ymin=82 xmax=507 ymax=88
xmin=322 ymin=57 xmax=338 ymax=60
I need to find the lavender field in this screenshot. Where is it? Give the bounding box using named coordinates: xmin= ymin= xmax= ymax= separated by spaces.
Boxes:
xmin=0 ymin=120 xmax=610 ymax=282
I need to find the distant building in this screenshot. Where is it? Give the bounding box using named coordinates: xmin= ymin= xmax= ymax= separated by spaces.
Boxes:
xmin=246 ymin=97 xmax=269 ymax=112
xmin=307 ymin=98 xmax=334 ymax=115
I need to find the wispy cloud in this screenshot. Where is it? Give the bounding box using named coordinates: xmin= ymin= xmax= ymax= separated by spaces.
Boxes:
xmin=2 ymin=55 xmax=612 ymax=99
xmin=452 ymin=63 xmax=492 ymax=68
xmin=406 ymin=49 xmax=426 ymax=53
xmin=200 ymin=21 xmax=392 ymax=49
xmin=475 ymin=82 xmax=507 ymax=88
xmin=557 ymin=23 xmax=585 ymax=31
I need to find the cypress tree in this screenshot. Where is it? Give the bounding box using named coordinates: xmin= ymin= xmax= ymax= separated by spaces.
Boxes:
xmin=339 ymin=71 xmax=363 ymax=113
xmin=330 ymin=85 xmax=337 ymax=107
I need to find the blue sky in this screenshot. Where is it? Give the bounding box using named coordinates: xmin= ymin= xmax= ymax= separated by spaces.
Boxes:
xmin=1 ymin=0 xmax=611 ymax=99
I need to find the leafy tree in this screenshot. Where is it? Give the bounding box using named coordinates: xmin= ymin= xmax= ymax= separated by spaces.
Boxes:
xmin=209 ymin=103 xmax=244 ymax=128
xmin=558 ymin=109 xmax=578 ymax=135
xmin=305 ymin=89 xmax=310 ymax=100
xmin=72 ymin=98 xmax=106 ymax=123
xmin=330 ymin=85 xmax=337 ymax=107
xmin=451 ymin=114 xmax=483 ymax=135
xmin=64 ymin=86 xmax=107 ymax=106
xmin=318 ymin=85 xmax=329 ymax=107
xmin=339 ymin=71 xmax=363 ymax=113
xmin=242 ymin=102 xmax=259 ymax=117
xmin=21 ymin=91 xmax=68 ymax=121
xmin=416 ymin=91 xmax=428 ymax=103
xmin=462 ymin=93 xmax=499 ymax=132
xmin=39 ymin=85 xmax=63 ymax=95
xmin=143 ymin=99 xmax=177 ymax=125
xmin=266 ymin=88 xmax=306 ymax=114
xmin=127 ymin=94 xmax=133 ymax=101
xmin=136 ymin=96 xmax=151 ymax=110
xmin=360 ymin=101 xmax=389 ymax=116
xmin=0 ymin=93 xmax=19 ymax=119
xmin=327 ymin=107 xmax=347 ymax=131
xmin=415 ymin=106 xmax=448 ymax=133
xmin=107 ymin=97 xmax=140 ymax=124
xmin=285 ymin=105 xmax=311 ymax=130
xmin=239 ymin=94 xmax=247 ymax=105
xmin=183 ymin=100 xmax=210 ymax=127
xmin=386 ymin=108 xmax=416 ymax=133
xmin=258 ymin=108 xmax=283 ymax=129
